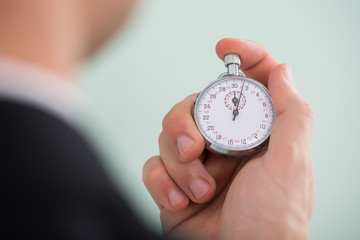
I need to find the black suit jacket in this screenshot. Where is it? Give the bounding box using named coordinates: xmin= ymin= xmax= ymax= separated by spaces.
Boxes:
xmin=2 ymin=99 xmax=162 ymax=239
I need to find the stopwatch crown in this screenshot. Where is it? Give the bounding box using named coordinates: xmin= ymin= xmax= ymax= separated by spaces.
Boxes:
xmin=224 ymin=54 xmax=241 ymax=76
xmin=224 ymin=54 xmax=241 ymax=67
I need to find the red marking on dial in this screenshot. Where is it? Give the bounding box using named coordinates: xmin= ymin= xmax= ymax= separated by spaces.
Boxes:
xmin=224 ymin=91 xmax=247 ymax=110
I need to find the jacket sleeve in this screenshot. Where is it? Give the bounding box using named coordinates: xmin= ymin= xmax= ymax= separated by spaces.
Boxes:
xmin=1 ymin=99 xmax=163 ymax=240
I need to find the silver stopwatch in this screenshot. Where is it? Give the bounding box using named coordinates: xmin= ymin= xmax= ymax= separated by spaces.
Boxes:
xmin=194 ymin=54 xmax=275 ymax=158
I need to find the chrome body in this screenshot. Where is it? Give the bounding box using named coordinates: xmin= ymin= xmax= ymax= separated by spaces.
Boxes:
xmin=193 ymin=54 xmax=275 ymax=158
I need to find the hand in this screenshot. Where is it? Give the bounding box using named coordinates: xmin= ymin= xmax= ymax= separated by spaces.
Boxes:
xmin=143 ymin=39 xmax=315 ymax=240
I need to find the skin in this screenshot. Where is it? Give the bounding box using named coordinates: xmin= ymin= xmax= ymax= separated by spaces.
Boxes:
xmin=0 ymin=0 xmax=136 ymax=77
xmin=143 ymin=38 xmax=315 ymax=239
xmin=0 ymin=1 xmax=315 ymax=239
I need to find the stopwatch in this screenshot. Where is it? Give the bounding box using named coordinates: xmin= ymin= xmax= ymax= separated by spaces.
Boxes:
xmin=194 ymin=54 xmax=275 ymax=158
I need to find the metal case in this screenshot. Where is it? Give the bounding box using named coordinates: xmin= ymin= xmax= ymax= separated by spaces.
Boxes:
xmin=193 ymin=74 xmax=274 ymax=158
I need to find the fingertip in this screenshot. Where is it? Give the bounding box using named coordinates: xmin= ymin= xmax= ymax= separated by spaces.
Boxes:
xmin=142 ymin=156 xmax=190 ymax=212
xmin=215 ymin=38 xmax=279 ymax=85
xmin=189 ymin=176 xmax=217 ymax=203
xmin=215 ymin=38 xmax=258 ymax=61
xmin=166 ymin=189 xmax=190 ymax=211
xmin=216 ymin=38 xmax=241 ymax=60
xmin=161 ymin=96 xmax=206 ymax=163
xmin=215 ymin=38 xmax=232 ymax=60
xmin=177 ymin=133 xmax=205 ymax=163
xmin=177 ymin=135 xmax=194 ymax=157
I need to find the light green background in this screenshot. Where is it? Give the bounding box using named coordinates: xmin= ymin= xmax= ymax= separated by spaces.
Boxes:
xmin=78 ymin=0 xmax=360 ymax=239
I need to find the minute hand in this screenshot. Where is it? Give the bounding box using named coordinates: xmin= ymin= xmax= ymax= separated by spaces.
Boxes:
xmin=233 ymin=80 xmax=245 ymax=121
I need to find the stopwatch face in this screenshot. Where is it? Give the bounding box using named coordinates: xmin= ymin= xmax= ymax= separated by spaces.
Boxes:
xmin=194 ymin=76 xmax=275 ymax=156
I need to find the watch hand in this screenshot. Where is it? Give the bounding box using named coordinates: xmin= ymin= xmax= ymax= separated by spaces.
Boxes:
xmin=233 ymin=80 xmax=245 ymax=121
xmin=232 ymin=91 xmax=237 ymax=106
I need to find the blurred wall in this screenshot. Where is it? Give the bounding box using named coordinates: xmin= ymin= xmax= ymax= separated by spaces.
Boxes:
xmin=78 ymin=0 xmax=360 ymax=238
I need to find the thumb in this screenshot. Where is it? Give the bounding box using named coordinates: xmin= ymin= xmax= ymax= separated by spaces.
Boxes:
xmin=267 ymin=64 xmax=313 ymax=159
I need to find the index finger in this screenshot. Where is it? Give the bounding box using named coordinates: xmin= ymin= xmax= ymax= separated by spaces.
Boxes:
xmin=216 ymin=38 xmax=280 ymax=85
xmin=162 ymin=94 xmax=205 ymax=162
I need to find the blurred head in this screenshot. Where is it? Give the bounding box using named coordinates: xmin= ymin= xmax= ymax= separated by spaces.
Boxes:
xmin=79 ymin=0 xmax=137 ymax=57
xmin=0 ymin=0 xmax=137 ymax=74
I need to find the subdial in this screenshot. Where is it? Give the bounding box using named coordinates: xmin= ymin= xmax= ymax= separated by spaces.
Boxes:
xmin=224 ymin=91 xmax=246 ymax=110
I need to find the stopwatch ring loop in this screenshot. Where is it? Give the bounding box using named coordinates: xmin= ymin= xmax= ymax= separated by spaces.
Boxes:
xmin=217 ymin=72 xmax=245 ymax=79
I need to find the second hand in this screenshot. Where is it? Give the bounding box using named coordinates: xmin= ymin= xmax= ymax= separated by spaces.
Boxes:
xmin=233 ymin=80 xmax=245 ymax=121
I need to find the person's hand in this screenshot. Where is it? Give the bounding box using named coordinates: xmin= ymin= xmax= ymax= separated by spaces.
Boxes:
xmin=143 ymin=39 xmax=315 ymax=240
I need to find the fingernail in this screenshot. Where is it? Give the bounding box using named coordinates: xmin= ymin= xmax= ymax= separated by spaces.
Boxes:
xmin=282 ymin=64 xmax=294 ymax=85
xmin=190 ymin=178 xmax=210 ymax=199
xmin=177 ymin=135 xmax=195 ymax=156
xmin=241 ymin=39 xmax=256 ymax=45
xmin=168 ymin=190 xmax=185 ymax=207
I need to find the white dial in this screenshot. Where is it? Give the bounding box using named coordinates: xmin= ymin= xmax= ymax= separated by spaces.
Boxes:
xmin=194 ymin=76 xmax=275 ymax=155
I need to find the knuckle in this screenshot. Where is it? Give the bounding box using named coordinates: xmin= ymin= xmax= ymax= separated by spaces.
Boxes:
xmin=300 ymin=98 xmax=314 ymax=121
xmin=162 ymin=107 xmax=184 ymax=132
xmin=270 ymin=143 xmax=311 ymax=173
xmin=292 ymin=95 xmax=313 ymax=121
xmin=158 ymin=131 xmax=165 ymax=145
xmin=142 ymin=156 xmax=162 ymax=185
xmin=287 ymin=95 xmax=314 ymax=129
xmin=162 ymin=94 xmax=197 ymax=132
